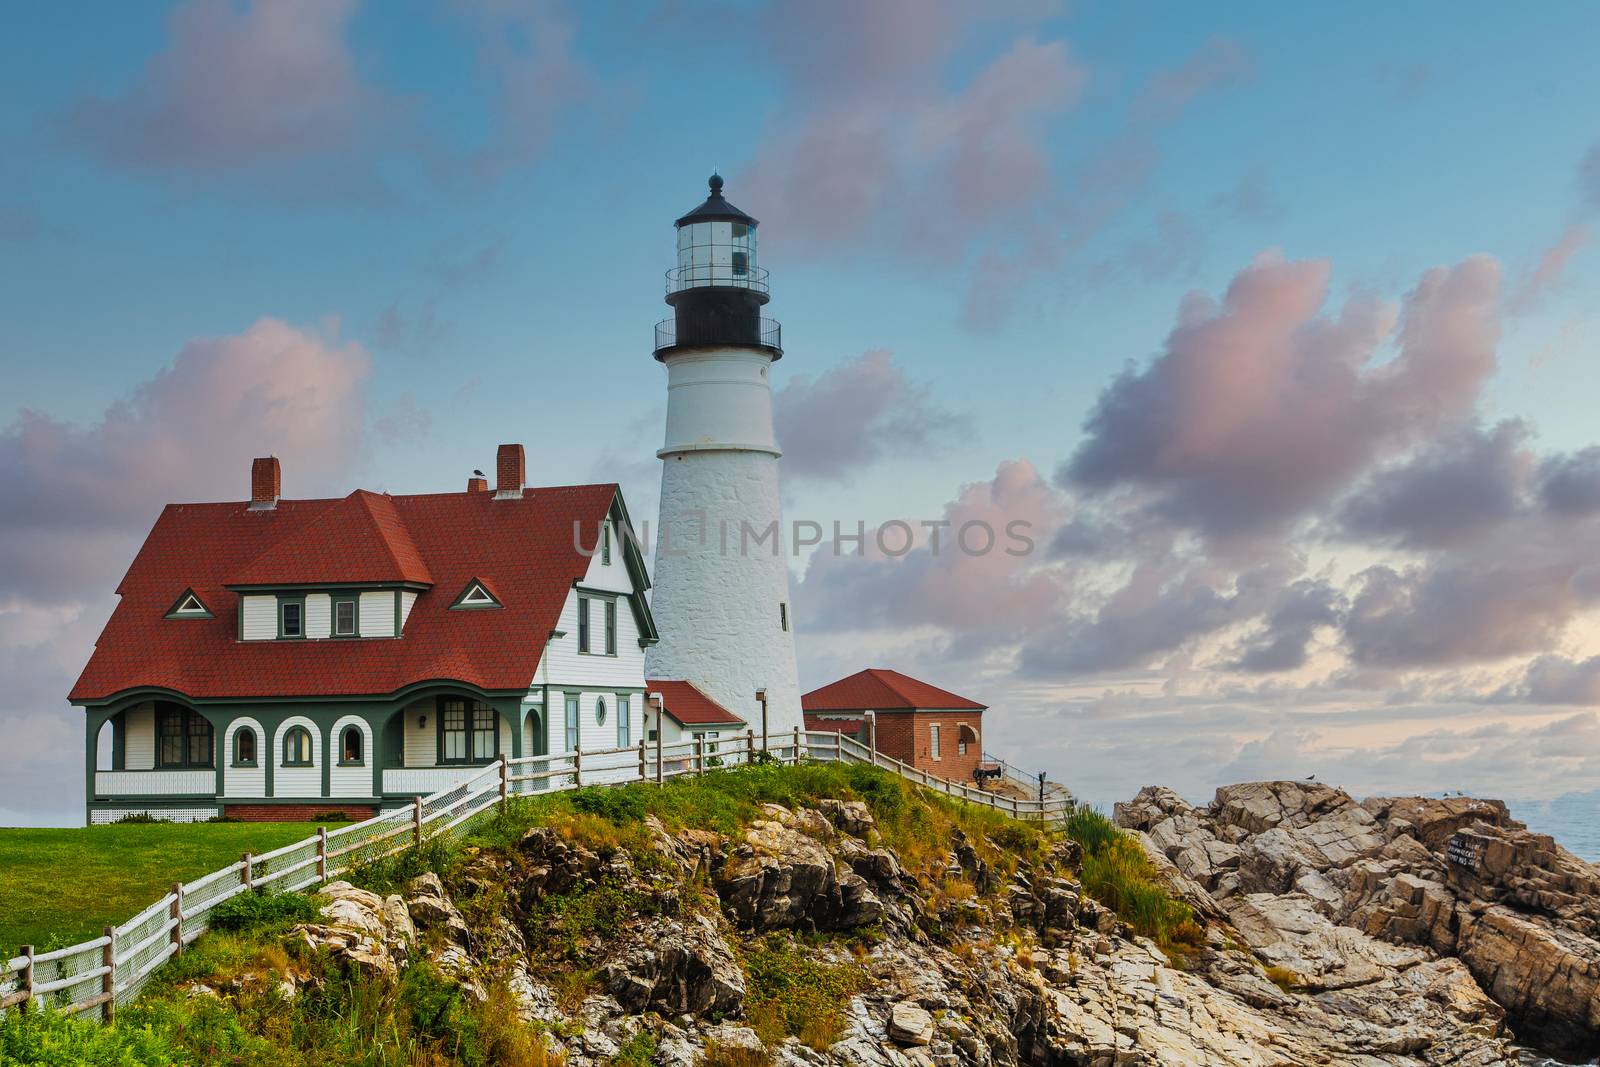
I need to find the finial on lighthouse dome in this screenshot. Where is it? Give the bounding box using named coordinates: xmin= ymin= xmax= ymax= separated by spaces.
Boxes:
xmin=675 ymin=174 xmax=758 ymax=228
xmin=708 ymin=172 xmax=724 ymax=195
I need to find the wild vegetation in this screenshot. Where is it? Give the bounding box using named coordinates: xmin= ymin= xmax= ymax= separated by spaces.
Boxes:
xmin=0 ymin=764 xmax=1201 ymax=1066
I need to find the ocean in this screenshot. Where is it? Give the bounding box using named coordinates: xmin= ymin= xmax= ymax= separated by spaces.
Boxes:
xmin=1509 ymin=792 xmax=1600 ymax=863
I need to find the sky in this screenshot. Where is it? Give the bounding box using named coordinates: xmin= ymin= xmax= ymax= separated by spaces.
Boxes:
xmin=4 ymin=0 xmax=1600 ymax=823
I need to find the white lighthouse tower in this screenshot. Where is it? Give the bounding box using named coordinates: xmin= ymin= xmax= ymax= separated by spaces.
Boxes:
xmin=645 ymin=175 xmax=803 ymax=739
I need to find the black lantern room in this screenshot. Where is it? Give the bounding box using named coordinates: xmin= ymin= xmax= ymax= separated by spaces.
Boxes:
xmin=654 ymin=175 xmax=782 ymax=360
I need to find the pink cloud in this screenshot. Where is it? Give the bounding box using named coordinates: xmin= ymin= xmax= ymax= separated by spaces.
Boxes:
xmin=65 ymin=0 xmax=388 ymax=174
xmin=1509 ymin=222 xmax=1590 ymax=313
xmin=0 ymin=318 xmax=371 ymax=598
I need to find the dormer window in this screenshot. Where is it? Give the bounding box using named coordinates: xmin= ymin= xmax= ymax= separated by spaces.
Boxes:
xmin=333 ymin=596 xmax=358 ymax=637
xmin=166 ymin=589 xmax=213 ymax=619
xmin=451 ymin=579 xmax=501 ymax=610
xmin=279 ymin=598 xmax=304 ymax=639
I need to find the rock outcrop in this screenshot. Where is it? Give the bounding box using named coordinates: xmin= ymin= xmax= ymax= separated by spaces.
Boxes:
xmin=1118 ymin=779 xmax=1600 ymax=1059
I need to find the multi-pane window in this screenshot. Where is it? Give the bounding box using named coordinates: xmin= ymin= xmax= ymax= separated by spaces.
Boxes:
xmin=780 ymin=602 xmax=789 ymax=632
xmin=601 ymin=522 xmax=611 ymax=565
xmin=341 ymin=726 xmax=363 ymax=764
xmin=604 ymin=600 xmax=617 ymax=655
xmin=929 ymin=724 xmax=941 ymax=760
xmin=565 ymin=695 xmax=580 ymax=752
xmin=617 ymin=695 xmax=631 ymax=747
xmin=334 ymin=598 xmax=357 ymax=637
xmin=158 ymin=706 xmax=212 ymax=768
xmin=441 ymin=700 xmax=468 ymax=763
xmin=282 ymin=726 xmax=312 ymax=766
xmin=472 ymin=704 xmax=496 ymax=760
xmin=578 ymin=597 xmax=591 ymax=653
xmin=280 ymin=599 xmax=303 ymax=638
xmin=233 ymin=728 xmax=256 ymax=766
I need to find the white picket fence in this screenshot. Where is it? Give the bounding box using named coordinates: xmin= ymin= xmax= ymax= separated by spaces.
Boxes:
xmin=0 ymin=729 xmax=1071 ymax=1022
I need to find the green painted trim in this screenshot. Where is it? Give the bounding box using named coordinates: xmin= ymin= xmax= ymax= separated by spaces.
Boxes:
xmin=604 ymin=599 xmax=617 ymax=655
xmin=615 ymin=692 xmax=632 ymax=747
xmin=434 ymin=695 xmax=502 ymax=765
xmin=155 ymin=704 xmax=216 ymax=770
xmin=277 ymin=595 xmax=307 ymax=639
xmin=449 ymin=578 xmax=503 ymax=610
xmin=164 ymin=587 xmax=214 ymax=619
xmin=76 ymin=679 xmax=529 ymax=710
xmin=110 ymin=712 xmax=125 ymax=771
xmin=282 ymin=725 xmax=313 ymax=766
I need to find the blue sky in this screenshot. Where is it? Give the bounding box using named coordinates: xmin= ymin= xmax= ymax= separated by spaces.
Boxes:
xmin=4 ymin=1 xmax=1600 ymax=822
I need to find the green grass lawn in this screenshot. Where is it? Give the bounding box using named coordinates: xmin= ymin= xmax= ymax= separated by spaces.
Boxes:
xmin=0 ymin=822 xmax=338 ymax=953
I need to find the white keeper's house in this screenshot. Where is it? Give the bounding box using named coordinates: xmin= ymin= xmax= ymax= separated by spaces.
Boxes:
xmin=71 ymin=175 xmax=813 ymax=823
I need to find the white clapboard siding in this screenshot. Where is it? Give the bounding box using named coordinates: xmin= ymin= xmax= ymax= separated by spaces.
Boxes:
xmin=305 ymin=593 xmax=331 ymax=640
xmin=272 ymin=715 xmax=321 ymax=797
xmin=95 ymin=769 xmax=214 ymax=795
xmin=329 ymin=714 xmax=374 ymax=797
xmin=222 ymin=717 xmax=267 ymax=798
xmin=402 ymin=701 xmax=435 ymax=767
xmin=360 ymin=591 xmax=395 ymax=638
xmin=581 ymin=518 xmax=634 ymax=594
xmin=383 ymin=768 xmax=476 ymax=794
xmin=542 ymin=588 xmax=648 ymax=689
xmin=241 ymin=595 xmax=276 ymax=641
xmin=400 ymin=591 xmax=418 ymax=631
xmin=124 ymin=703 xmax=156 ymax=770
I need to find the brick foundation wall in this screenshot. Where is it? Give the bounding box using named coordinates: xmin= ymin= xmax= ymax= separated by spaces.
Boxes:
xmin=224 ymin=803 xmax=376 ymax=822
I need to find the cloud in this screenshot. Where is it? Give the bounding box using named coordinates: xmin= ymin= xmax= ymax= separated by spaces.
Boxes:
xmin=1540 ymin=446 xmax=1600 ymax=516
xmin=773 ymin=349 xmax=967 ymax=482
xmin=1061 ymin=252 xmax=1501 ymax=543
xmin=1336 ymin=420 xmax=1531 ymax=549
xmin=797 ymin=459 xmax=1065 ymax=642
xmin=63 ymin=0 xmax=388 ymax=175
xmin=1505 ymin=655 xmax=1600 ymax=705
xmin=0 ymin=319 xmax=372 ymax=823
xmin=1133 ymin=36 xmax=1253 ymax=122
xmin=743 ymin=5 xmax=1086 ymax=258
xmin=1226 ymin=578 xmax=1343 ymax=673
xmin=1509 ymin=223 xmax=1590 ymax=313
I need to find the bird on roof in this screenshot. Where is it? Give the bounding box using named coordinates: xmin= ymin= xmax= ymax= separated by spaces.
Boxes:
xmin=473 ymin=469 xmax=485 ymax=478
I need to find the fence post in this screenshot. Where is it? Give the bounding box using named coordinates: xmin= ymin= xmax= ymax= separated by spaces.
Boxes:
xmin=499 ymin=753 xmax=509 ymax=811
xmin=638 ymin=739 xmax=647 ymax=781
xmin=241 ymin=851 xmax=253 ymax=891
xmin=412 ymin=796 xmax=422 ymax=848
xmin=695 ymin=737 xmax=704 ymax=776
xmin=573 ymin=746 xmax=583 ymax=787
xmin=101 ymin=925 xmax=115 ymax=1021
xmin=656 ymin=723 xmax=664 ymax=785
xmin=792 ymin=726 xmax=801 ymax=764
xmin=317 ymin=827 xmax=328 ymax=883
xmin=169 ymin=883 xmax=183 ymax=957
xmin=19 ymin=945 xmax=32 ymax=1013
xmin=746 ymin=729 xmax=755 ymax=766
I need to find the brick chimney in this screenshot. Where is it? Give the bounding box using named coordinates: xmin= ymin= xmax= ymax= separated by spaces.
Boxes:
xmin=250 ymin=456 xmax=280 ymax=510
xmin=495 ymin=444 xmax=525 ymax=499
xmin=467 ymin=474 xmax=488 ymax=493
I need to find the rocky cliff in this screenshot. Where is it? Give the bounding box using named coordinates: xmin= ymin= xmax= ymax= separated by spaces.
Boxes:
xmin=1116 ymin=780 xmax=1600 ymax=1062
xmin=207 ymin=774 xmax=1579 ymax=1067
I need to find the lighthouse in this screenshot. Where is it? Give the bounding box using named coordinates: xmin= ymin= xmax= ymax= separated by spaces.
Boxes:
xmin=645 ymin=175 xmax=803 ymax=740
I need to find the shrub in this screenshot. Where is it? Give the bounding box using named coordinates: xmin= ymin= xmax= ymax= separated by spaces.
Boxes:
xmin=568 ymin=786 xmax=647 ymax=826
xmin=1066 ymin=807 xmax=1201 ymax=955
xmin=611 ymin=1029 xmax=657 ymax=1067
xmin=111 ymin=812 xmax=159 ymax=825
xmin=207 ymin=889 xmax=319 ymax=933
xmin=0 ymin=1004 xmax=185 ymax=1065
xmin=741 ymin=934 xmax=864 ymax=1050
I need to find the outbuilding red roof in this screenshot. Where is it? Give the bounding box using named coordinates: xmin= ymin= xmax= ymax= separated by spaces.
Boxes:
xmin=801 ymin=668 xmax=986 ymax=712
xmin=70 ymin=483 xmax=620 ymax=703
xmin=647 ymin=679 xmax=746 ymax=726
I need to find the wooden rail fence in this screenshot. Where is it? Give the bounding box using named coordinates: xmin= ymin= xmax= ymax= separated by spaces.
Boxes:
xmin=0 ymin=730 xmax=1070 ymax=1022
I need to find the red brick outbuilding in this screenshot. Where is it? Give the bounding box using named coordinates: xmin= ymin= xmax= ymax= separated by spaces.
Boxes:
xmin=802 ymin=668 xmax=986 ymax=782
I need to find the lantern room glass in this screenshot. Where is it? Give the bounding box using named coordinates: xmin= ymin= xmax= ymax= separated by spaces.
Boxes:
xmin=671 ymin=220 xmax=765 ymax=292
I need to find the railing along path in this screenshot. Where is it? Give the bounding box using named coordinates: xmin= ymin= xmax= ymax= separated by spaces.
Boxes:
xmin=0 ymin=730 xmax=1069 ymax=1021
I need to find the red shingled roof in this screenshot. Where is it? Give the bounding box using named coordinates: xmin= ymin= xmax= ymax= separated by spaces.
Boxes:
xmin=70 ymin=484 xmax=619 ymax=703
xmin=229 ymin=490 xmax=434 ymax=587
xmin=801 ymin=668 xmax=986 ymax=712
xmin=647 ymin=679 xmax=746 ymax=726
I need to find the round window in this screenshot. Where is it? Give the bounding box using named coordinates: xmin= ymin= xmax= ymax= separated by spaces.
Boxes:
xmin=596 ymin=698 xmax=607 ymax=726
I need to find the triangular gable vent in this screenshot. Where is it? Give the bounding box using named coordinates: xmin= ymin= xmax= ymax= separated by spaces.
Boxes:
xmin=451 ymin=580 xmax=501 ymax=610
xmin=166 ymin=589 xmax=213 ymax=619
